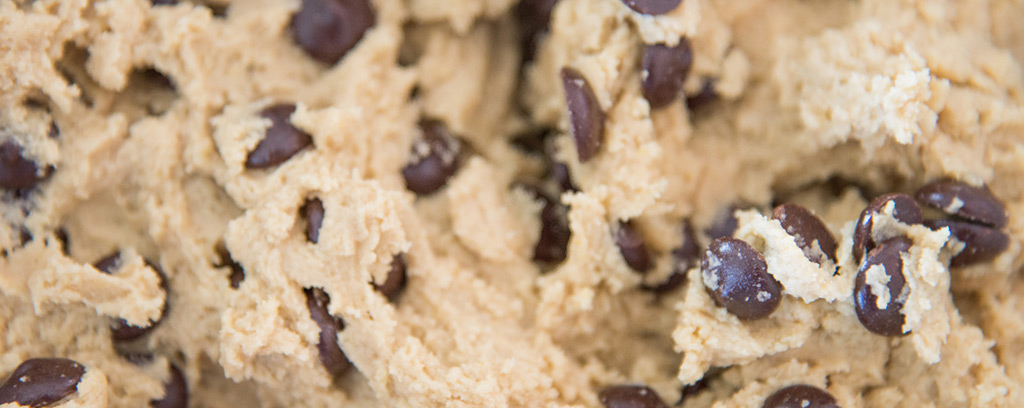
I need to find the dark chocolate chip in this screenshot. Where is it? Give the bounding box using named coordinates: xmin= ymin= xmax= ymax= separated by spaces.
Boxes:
xmin=677 ymin=375 xmax=711 ymax=404
xmin=551 ymin=161 xmax=578 ymax=193
xmin=151 ymin=0 xmax=179 ymax=5
xmin=706 ymin=205 xmax=740 ymax=240
xmin=854 ymin=237 xmax=912 ymax=336
xmin=685 ymin=78 xmax=718 ymax=112
xmin=616 ymin=220 xmax=653 ymax=274
xmin=701 ymin=237 xmax=781 ymax=320
xmin=762 ymin=384 xmax=838 ymax=408
xmin=561 ymin=67 xmax=605 ymax=162
xmin=402 ymin=121 xmax=463 ymax=195
xmin=641 ymin=38 xmax=693 ymax=109
xmin=517 ymin=0 xmax=560 ymax=62
xmin=94 ymin=253 xmax=169 ymax=341
xmin=853 ymin=193 xmax=922 ymax=263
xmin=373 ymin=254 xmax=407 ymax=302
xmin=925 ymin=219 xmax=1009 ymax=267
xmin=304 ymin=288 xmax=351 ymax=376
xmin=301 ymin=197 xmax=325 ymax=243
xmin=915 ymin=179 xmax=1007 ymax=228
xmin=215 ymin=244 xmax=245 ymax=289
xmin=599 ymin=384 xmax=669 ymax=408
xmin=0 ymin=358 xmax=86 ymax=407
xmin=620 ymin=0 xmax=681 ymax=15
xmin=518 ymin=184 xmax=571 ymax=265
xmin=0 ymin=140 xmax=44 ymax=191
xmin=289 ymin=0 xmax=375 ymax=64
xmin=245 ymin=104 xmax=314 ymax=169
xmin=118 ymin=351 xmax=155 ymax=366
xmin=510 ymin=128 xmax=551 ymax=155
xmin=643 ymin=220 xmax=698 ymax=293
xmin=771 ymin=203 xmax=837 ymax=265
xmin=150 ymin=364 xmax=188 ymax=408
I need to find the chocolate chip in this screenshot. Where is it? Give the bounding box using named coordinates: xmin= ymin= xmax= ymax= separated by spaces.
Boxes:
xmin=373 ymin=254 xmax=407 ymax=302
xmin=215 ymin=244 xmax=245 ymax=289
xmin=402 ymin=121 xmax=463 ymax=195
xmin=551 ymin=161 xmax=578 ymax=193
xmin=304 ymin=287 xmax=351 ymax=376
xmin=151 ymin=0 xmax=179 ymax=5
xmin=245 ymin=104 xmax=313 ymax=169
xmin=762 ymin=384 xmax=838 ymax=408
xmin=511 ymin=128 xmax=551 ymax=155
xmin=0 ymin=140 xmax=44 ymax=191
xmin=641 ymin=38 xmax=693 ymax=109
xmin=685 ymin=78 xmax=719 ymax=113
xmin=150 ymin=364 xmax=188 ymax=408
xmin=94 ymin=253 xmax=169 ymax=341
xmin=771 ymin=203 xmax=837 ymax=265
xmin=289 ymin=0 xmax=375 ymax=64
xmin=561 ymin=67 xmax=605 ymax=162
xmin=925 ymin=219 xmax=1009 ymax=267
xmin=701 ymin=237 xmax=781 ymax=320
xmin=644 ymin=220 xmax=698 ymax=293
xmin=853 ymin=193 xmax=922 ymax=263
xmin=118 ymin=351 xmax=155 ymax=366
xmin=599 ymin=384 xmax=668 ymax=408
xmin=616 ymin=220 xmax=653 ymax=274
xmin=523 ymin=184 xmax=571 ymax=265
xmin=854 ymin=237 xmax=912 ymax=336
xmin=55 ymin=228 xmax=69 ymax=254
xmin=0 ymin=358 xmax=86 ymax=407
xmin=706 ymin=205 xmax=740 ymax=240
xmin=301 ymin=198 xmax=325 ymax=243
xmin=517 ymin=0 xmax=560 ymax=62
xmin=620 ymin=0 xmax=681 ymax=15
xmin=915 ymin=179 xmax=1007 ymax=228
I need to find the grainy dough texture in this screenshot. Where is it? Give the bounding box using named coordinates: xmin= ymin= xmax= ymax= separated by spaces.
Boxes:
xmin=1 ymin=0 xmax=1023 ymax=407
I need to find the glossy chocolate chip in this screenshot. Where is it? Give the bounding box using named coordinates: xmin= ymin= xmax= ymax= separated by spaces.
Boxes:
xmin=0 ymin=140 xmax=44 ymax=191
xmin=290 ymin=0 xmax=375 ymax=64
xmin=599 ymin=384 xmax=669 ymax=408
xmin=925 ymin=219 xmax=1009 ymax=267
xmin=0 ymin=358 xmax=85 ymax=407
xmin=915 ymin=179 xmax=1007 ymax=228
xmin=854 ymin=237 xmax=912 ymax=336
xmin=94 ymin=253 xmax=169 ymax=341
xmin=301 ymin=197 xmax=325 ymax=243
xmin=641 ymin=38 xmax=693 ymax=109
xmin=517 ymin=0 xmax=560 ymax=62
xmin=771 ymin=203 xmax=837 ymax=265
xmin=561 ymin=67 xmax=605 ymax=162
xmin=620 ymin=0 xmax=681 ymax=15
xmin=402 ymin=121 xmax=463 ymax=195
xmin=702 ymin=237 xmax=781 ymax=320
xmin=304 ymin=288 xmax=352 ymax=376
xmin=853 ymin=193 xmax=922 ymax=263
xmin=245 ymin=104 xmax=314 ymax=169
xmin=373 ymin=254 xmax=407 ymax=302
xmin=150 ymin=364 xmax=188 ymax=408
xmin=526 ymin=185 xmax=571 ymax=264
xmin=616 ymin=220 xmax=653 ymax=274
xmin=215 ymin=244 xmax=245 ymax=289
xmin=762 ymin=384 xmax=838 ymax=408
xmin=644 ymin=220 xmax=699 ymax=293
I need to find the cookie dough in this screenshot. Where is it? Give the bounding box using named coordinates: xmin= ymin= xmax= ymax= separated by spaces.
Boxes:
xmin=1 ymin=0 xmax=1023 ymax=407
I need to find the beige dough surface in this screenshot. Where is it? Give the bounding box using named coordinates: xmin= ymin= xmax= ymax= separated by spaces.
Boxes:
xmin=1 ymin=0 xmax=1023 ymax=407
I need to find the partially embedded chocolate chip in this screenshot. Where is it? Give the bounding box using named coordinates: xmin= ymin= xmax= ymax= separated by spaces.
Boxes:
xmin=620 ymin=0 xmax=681 ymax=15
xmin=915 ymin=179 xmax=1007 ymax=228
xmin=301 ymin=197 xmax=325 ymax=243
xmin=304 ymin=287 xmax=351 ymax=376
xmin=853 ymin=193 xmax=922 ymax=263
xmin=685 ymin=78 xmax=718 ymax=112
xmin=0 ymin=140 xmax=44 ymax=191
xmin=561 ymin=67 xmax=605 ymax=162
xmin=925 ymin=219 xmax=1009 ymax=267
xmin=643 ymin=220 xmax=698 ymax=293
xmin=616 ymin=220 xmax=653 ymax=274
xmin=289 ymin=0 xmax=375 ymax=64
xmin=706 ymin=205 xmax=740 ymax=240
xmin=762 ymin=384 xmax=838 ymax=408
xmin=0 ymin=358 xmax=86 ymax=407
xmin=215 ymin=244 xmax=245 ymax=289
xmin=118 ymin=351 xmax=155 ymax=366
xmin=641 ymin=38 xmax=693 ymax=109
xmin=151 ymin=0 xmax=179 ymax=5
xmin=524 ymin=184 xmax=571 ymax=265
xmin=599 ymin=384 xmax=669 ymax=408
xmin=771 ymin=203 xmax=837 ymax=265
xmin=702 ymin=237 xmax=781 ymax=320
xmin=94 ymin=253 xmax=169 ymax=342
xmin=854 ymin=237 xmax=912 ymax=336
xmin=516 ymin=0 xmax=560 ymax=62
xmin=245 ymin=104 xmax=314 ymax=169
xmin=402 ymin=121 xmax=463 ymax=195
xmin=551 ymin=161 xmax=578 ymax=193
xmin=373 ymin=254 xmax=407 ymax=302
xmin=150 ymin=364 xmax=188 ymax=408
